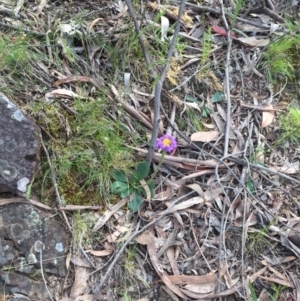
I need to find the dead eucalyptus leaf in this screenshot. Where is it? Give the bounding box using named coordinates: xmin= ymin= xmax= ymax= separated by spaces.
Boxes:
xmin=89 ymin=18 xmax=104 ymax=33
xmin=185 ymin=183 xmax=204 ymax=195
xmin=135 ymin=230 xmax=155 ymax=245
xmin=69 ymin=267 xmax=88 ymax=297
xmin=153 ymin=186 xmax=174 ymax=201
xmin=185 ymin=282 xmax=216 ymax=294
xmin=92 ymin=198 xmax=127 ymax=231
xmin=238 ymin=37 xmax=270 ymax=47
xmin=46 ymin=88 xmax=82 ymax=100
xmin=262 ymin=105 xmax=275 ymax=127
xmin=167 ymin=197 xmax=205 ymax=213
xmin=191 ymin=131 xmax=220 ymax=142
xmin=88 ymin=250 xmax=113 ymax=257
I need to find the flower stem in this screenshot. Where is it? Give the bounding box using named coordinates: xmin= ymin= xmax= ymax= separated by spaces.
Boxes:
xmin=148 ymin=151 xmax=166 ymax=183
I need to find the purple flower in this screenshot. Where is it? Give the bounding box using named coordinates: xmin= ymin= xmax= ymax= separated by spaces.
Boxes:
xmin=156 ymin=134 xmax=177 ymax=153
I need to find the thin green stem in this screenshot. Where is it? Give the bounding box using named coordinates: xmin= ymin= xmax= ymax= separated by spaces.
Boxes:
xmin=148 ymin=151 xmax=166 ymax=183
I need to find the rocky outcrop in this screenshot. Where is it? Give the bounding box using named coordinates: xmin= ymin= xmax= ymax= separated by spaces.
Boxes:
xmin=0 ymin=201 xmax=69 ymax=299
xmin=0 ymin=93 xmax=41 ymax=194
xmin=0 ymin=95 xmax=69 ymax=300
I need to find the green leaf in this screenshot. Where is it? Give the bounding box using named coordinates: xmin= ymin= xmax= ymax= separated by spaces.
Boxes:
xmin=128 ymin=192 xmax=143 ymax=212
xmin=185 ymin=95 xmax=200 ymax=103
xmin=246 ymin=179 xmax=256 ymax=195
xmin=120 ymin=188 xmax=131 ymax=198
xmin=202 ymin=106 xmax=212 ymax=118
xmin=148 ymin=180 xmax=155 ymax=197
xmin=248 ymin=281 xmax=258 ymax=301
xmin=211 ymin=91 xmax=225 ymax=103
xmin=136 ymin=161 xmax=150 ymax=180
xmin=112 ymin=169 xmax=127 ymax=182
xmin=111 ymin=181 xmax=128 ymax=194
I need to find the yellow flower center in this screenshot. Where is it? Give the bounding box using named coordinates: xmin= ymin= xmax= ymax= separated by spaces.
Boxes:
xmin=162 ymin=138 xmax=171 ymax=146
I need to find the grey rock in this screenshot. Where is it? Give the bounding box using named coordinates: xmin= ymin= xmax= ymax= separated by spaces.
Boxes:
xmin=0 ymin=93 xmax=41 ymax=194
xmin=0 ymin=202 xmax=69 ymax=300
xmin=0 ymin=272 xmax=50 ymax=300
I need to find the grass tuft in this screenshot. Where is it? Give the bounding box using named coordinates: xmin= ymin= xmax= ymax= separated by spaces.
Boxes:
xmin=262 ymin=32 xmax=300 ymax=81
xmin=27 ymin=95 xmax=135 ymax=204
xmin=278 ymin=106 xmax=300 ymax=146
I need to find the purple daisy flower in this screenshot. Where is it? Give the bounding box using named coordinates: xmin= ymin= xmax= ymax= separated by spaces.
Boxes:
xmin=156 ymin=134 xmax=177 ymax=153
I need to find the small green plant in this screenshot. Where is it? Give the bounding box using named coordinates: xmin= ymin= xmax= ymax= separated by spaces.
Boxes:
xmin=124 ymin=245 xmax=150 ymax=288
xmin=123 ymin=291 xmax=131 ymax=301
xmin=0 ymin=33 xmax=34 ymax=72
xmin=27 ymin=96 xmax=135 ymax=203
xmin=249 ymin=281 xmax=258 ymax=301
xmin=201 ymin=28 xmax=212 ymax=65
xmin=111 ymin=161 xmax=155 ymax=212
xmin=72 ymin=212 xmax=99 ymax=249
xmin=270 ymin=284 xmax=286 ymax=301
xmin=187 ymin=109 xmax=204 ymax=132
xmin=249 ymin=282 xmax=287 ymax=301
xmin=247 ymin=223 xmax=274 ymax=256
xmin=231 ymin=0 xmax=247 ymax=27
xmin=262 ymin=33 xmax=300 ymax=81
xmin=278 ymin=106 xmax=300 ymax=145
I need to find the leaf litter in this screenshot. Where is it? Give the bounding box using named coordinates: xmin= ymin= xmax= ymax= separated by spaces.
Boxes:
xmin=0 ymin=0 xmax=300 ymax=300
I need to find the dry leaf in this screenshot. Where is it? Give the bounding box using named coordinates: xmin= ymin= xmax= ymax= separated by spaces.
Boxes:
xmin=191 ymin=131 xmax=220 ymax=142
xmin=185 ymin=183 xmax=204 ymax=195
xmin=153 ymin=186 xmax=174 ymax=201
xmin=259 ymin=275 xmax=294 ymax=288
xmin=212 ymin=25 xmax=237 ymax=38
xmin=106 ymin=226 xmax=128 ymax=243
xmin=76 ymin=296 xmax=94 ymax=301
xmin=269 ymin=166 xmax=299 ymax=174
xmin=45 ymin=89 xmax=84 ymax=103
xmin=167 ymin=197 xmax=205 ymax=213
xmin=238 ymin=37 xmax=270 ymax=47
xmin=135 ymin=230 xmax=155 ymax=245
xmin=66 ymin=252 xmax=72 ymax=270
xmin=262 ymin=105 xmax=275 ymax=127
xmin=147 ymin=228 xmax=187 ymax=299
xmin=88 ymin=250 xmax=113 ymax=257
xmin=185 ymin=282 xmax=216 ymax=294
xmin=89 ymin=18 xmax=104 ymax=33
xmin=168 ymin=274 xmax=216 ymax=285
xmin=71 ymin=255 xmax=93 ymax=268
xmin=92 ymin=198 xmax=127 ymax=231
xmin=70 ymin=267 xmax=89 ymax=297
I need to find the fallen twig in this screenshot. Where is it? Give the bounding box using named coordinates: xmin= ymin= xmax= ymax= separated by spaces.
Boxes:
xmin=146 ymin=0 xmax=187 ymax=163
xmin=220 ymin=0 xmax=232 ymax=158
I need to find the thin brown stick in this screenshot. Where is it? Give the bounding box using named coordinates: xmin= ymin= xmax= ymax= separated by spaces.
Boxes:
xmin=220 ymin=0 xmax=232 ymax=158
xmin=146 ymin=0 xmax=187 ymax=164
xmin=124 ymin=0 xmax=156 ymax=79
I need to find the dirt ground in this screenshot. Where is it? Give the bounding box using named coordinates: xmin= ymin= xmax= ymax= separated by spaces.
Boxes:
xmin=0 ymin=0 xmax=300 ymax=300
